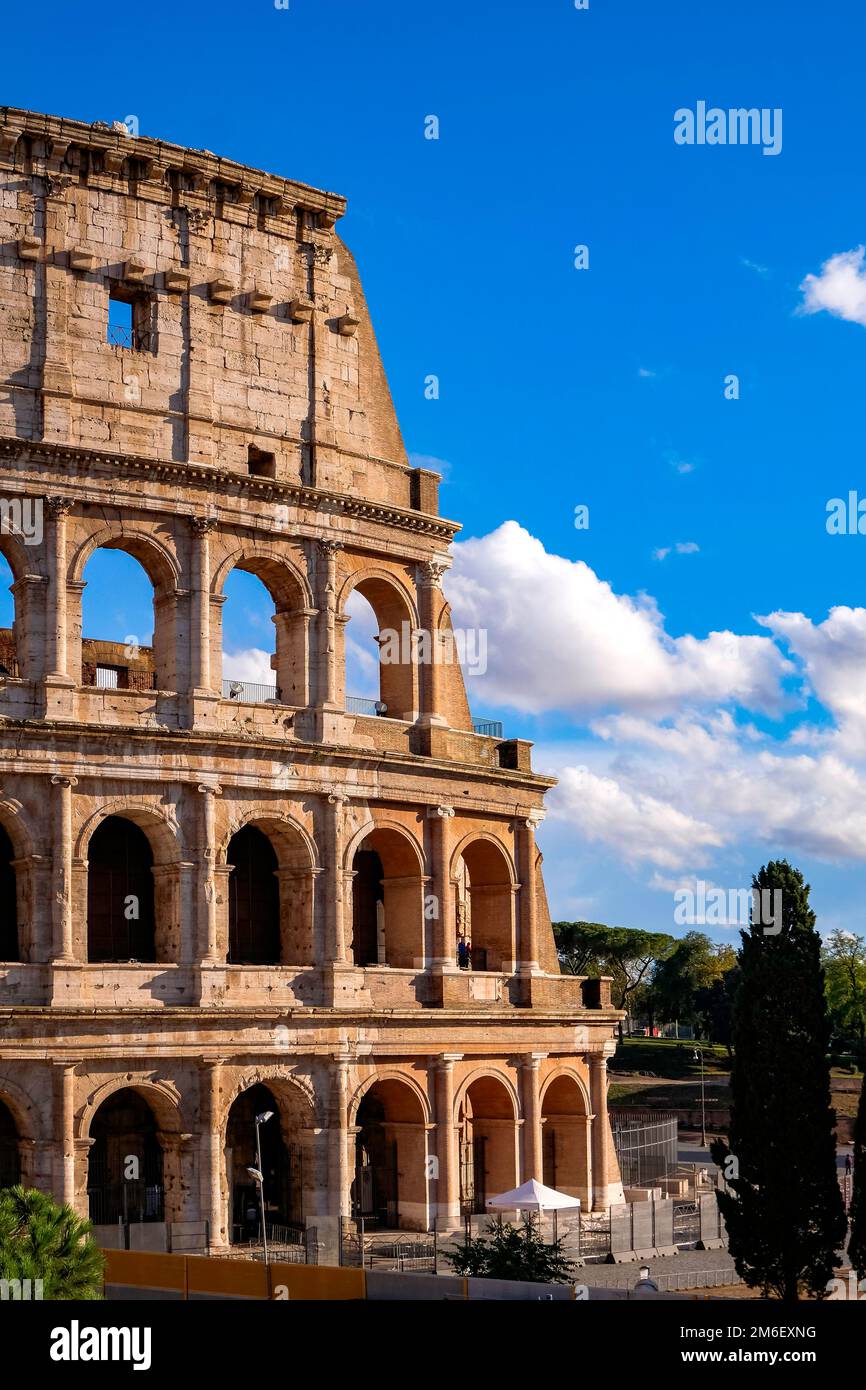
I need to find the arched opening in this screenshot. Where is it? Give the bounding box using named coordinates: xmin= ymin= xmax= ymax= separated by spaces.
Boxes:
xmin=87 ymin=1089 xmax=164 ymax=1224
xmin=220 ymin=560 xmax=308 ymax=706
xmin=350 ymin=827 xmax=424 ymax=969
xmin=227 ymin=825 xmax=279 ymax=965
xmin=0 ymin=1097 xmax=20 ymax=1189
xmin=353 ymin=1079 xmax=428 ymax=1230
xmin=86 ymin=816 xmax=156 ymax=962
xmin=453 ymin=838 xmax=515 ymax=973
xmin=541 ymin=1076 xmax=590 ymax=1203
xmin=342 ymin=577 xmax=418 ymax=721
xmin=458 ymin=1075 xmax=518 ymax=1214
xmin=226 ymin=1083 xmax=303 ymax=1245
xmin=0 ymin=825 xmax=18 ymax=961
xmin=80 ymin=546 xmax=173 ymax=692
xmin=0 ymin=552 xmax=18 ymax=680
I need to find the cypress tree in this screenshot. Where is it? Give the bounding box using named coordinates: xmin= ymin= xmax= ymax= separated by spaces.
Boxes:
xmin=848 ymin=1071 xmax=866 ymax=1281
xmin=710 ymin=861 xmax=846 ymax=1300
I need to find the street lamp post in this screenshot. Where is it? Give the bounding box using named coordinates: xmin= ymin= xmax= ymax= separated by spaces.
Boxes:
xmin=248 ymin=1108 xmax=275 ymax=1265
xmin=693 ymin=1047 xmax=707 ymax=1149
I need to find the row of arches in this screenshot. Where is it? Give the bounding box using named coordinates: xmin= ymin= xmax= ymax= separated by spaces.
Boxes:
xmin=0 ymin=529 xmax=435 ymax=718
xmin=0 ymin=810 xmax=519 ymax=970
xmin=0 ymin=1068 xmax=591 ymax=1234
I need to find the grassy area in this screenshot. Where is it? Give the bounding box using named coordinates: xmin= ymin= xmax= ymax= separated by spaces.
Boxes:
xmin=609 ymin=1081 xmax=730 ymax=1110
xmin=613 ymin=1037 xmax=730 ymax=1079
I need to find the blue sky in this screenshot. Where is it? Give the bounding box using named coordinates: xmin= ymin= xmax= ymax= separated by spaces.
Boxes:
xmin=8 ymin=0 xmax=866 ymax=940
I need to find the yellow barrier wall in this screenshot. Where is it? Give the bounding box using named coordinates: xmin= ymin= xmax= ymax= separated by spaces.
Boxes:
xmin=103 ymin=1249 xmax=186 ymax=1293
xmin=101 ymin=1249 xmax=366 ymax=1300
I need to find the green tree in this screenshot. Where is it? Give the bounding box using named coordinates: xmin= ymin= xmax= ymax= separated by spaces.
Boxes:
xmin=649 ymin=931 xmax=728 ymax=1029
xmin=823 ymin=930 xmax=866 ymax=1048
xmin=0 ymin=1187 xmax=105 ymax=1300
xmin=445 ymin=1218 xmax=577 ymax=1284
xmin=849 ymin=1075 xmax=866 ymax=1281
xmin=711 ymin=862 xmax=846 ymax=1301
xmin=553 ymin=922 xmax=674 ymax=1037
xmin=695 ymin=964 xmax=740 ymax=1058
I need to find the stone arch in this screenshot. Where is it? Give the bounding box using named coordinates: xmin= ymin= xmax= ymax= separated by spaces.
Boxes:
xmin=213 ymin=546 xmax=312 ymax=707
xmin=82 ymin=1079 xmax=183 ymax=1226
xmin=0 ymin=530 xmax=41 ymax=682
xmin=0 ymin=1073 xmax=41 ymax=1143
xmin=345 ymin=820 xmax=426 ymax=969
xmin=351 ymin=1072 xmax=431 ymax=1231
xmin=219 ymin=812 xmax=317 ymax=966
xmin=0 ymin=1077 xmax=37 ymax=1190
xmin=450 ymin=832 xmax=517 ymax=974
xmin=337 ymin=567 xmax=420 ymax=720
xmin=456 ymin=1069 xmax=520 ymax=1213
xmin=71 ymin=525 xmax=181 ymax=692
xmin=348 ymin=1069 xmax=432 ymax=1127
xmin=0 ymin=801 xmax=42 ymax=965
xmin=540 ymin=1068 xmax=592 ymax=1204
xmin=78 ymin=804 xmax=183 ymax=964
xmin=221 ymin=1069 xmax=317 ymax=1245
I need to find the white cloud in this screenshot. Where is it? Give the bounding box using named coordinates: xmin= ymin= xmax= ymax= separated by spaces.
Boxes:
xmin=222 ymin=648 xmax=274 ymax=684
xmin=799 ymin=246 xmax=866 ymax=327
xmin=447 ymin=522 xmax=791 ymax=718
xmin=654 ymin=541 xmax=700 ymax=560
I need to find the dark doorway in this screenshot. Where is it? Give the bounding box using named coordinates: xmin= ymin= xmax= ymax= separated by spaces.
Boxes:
xmin=351 ymin=849 xmax=383 ymax=966
xmin=226 ymin=1084 xmax=302 ymax=1243
xmin=227 ymin=826 xmax=280 ymax=964
xmin=0 ymin=826 xmax=18 ymax=961
xmin=87 ymin=1089 xmax=164 ymax=1224
xmin=353 ymin=1091 xmax=398 ymax=1227
xmin=87 ymin=817 xmax=156 ymax=962
xmin=0 ymin=1099 xmax=20 ymax=1188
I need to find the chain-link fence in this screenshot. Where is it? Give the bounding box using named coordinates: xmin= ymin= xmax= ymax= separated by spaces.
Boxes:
xmin=611 ymin=1109 xmax=679 ymax=1188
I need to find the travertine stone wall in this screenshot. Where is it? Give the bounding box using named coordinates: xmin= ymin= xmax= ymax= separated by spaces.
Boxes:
xmin=0 ymin=109 xmax=624 ymax=1247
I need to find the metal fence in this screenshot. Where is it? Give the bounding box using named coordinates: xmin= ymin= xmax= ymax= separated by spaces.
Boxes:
xmin=222 ymin=678 xmax=280 ymax=703
xmin=611 ymin=1110 xmax=679 ymax=1188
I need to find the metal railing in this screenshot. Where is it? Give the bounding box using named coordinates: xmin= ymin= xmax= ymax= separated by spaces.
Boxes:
xmin=222 ymin=678 xmax=280 ymax=703
xmin=471 ymin=718 xmax=503 ymax=738
xmin=107 ymin=323 xmax=136 ymax=349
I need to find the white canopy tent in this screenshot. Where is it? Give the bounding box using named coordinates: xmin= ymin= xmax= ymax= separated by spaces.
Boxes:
xmin=486 ymin=1178 xmax=580 ymax=1241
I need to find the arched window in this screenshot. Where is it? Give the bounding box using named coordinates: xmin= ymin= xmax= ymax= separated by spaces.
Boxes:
xmin=227 ymin=825 xmax=280 ymax=964
xmin=350 ymin=828 xmax=425 ymax=969
xmin=86 ymin=816 xmax=156 ymax=962
xmin=226 ymin=1084 xmax=303 ymax=1243
xmin=341 ymin=577 xmax=418 ymax=721
xmin=453 ymin=838 xmax=515 ymax=973
xmin=0 ymin=825 xmax=18 ymax=961
xmin=87 ymin=1089 xmax=164 ymax=1224
xmin=80 ymin=548 xmax=164 ymax=691
xmin=219 ymin=560 xmax=308 ymax=706
xmin=0 ymin=1097 xmax=20 ymax=1189
xmin=353 ymin=1080 xmax=428 ymax=1231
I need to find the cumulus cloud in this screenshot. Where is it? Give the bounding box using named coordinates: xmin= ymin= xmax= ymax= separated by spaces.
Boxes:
xmin=758 ymin=606 xmax=866 ymax=753
xmin=447 ymin=522 xmax=791 ymax=718
xmin=799 ymin=246 xmax=866 ymax=327
xmin=222 ymin=648 xmax=274 ymax=684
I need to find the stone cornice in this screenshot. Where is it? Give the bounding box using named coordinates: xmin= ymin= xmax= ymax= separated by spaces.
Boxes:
xmin=0 ymin=436 xmax=460 ymax=542
xmin=0 ymin=107 xmax=346 ymax=228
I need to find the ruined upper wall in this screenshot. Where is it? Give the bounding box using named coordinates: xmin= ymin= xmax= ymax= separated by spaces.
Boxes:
xmin=0 ymin=107 xmax=439 ymax=514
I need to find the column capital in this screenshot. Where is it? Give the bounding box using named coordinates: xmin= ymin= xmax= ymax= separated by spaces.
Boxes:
xmin=50 ymin=773 xmax=78 ymax=789
xmin=45 ymin=495 xmax=74 ymax=518
xmin=427 ymin=804 xmax=455 ymax=819
xmin=437 ymin=1052 xmax=463 ymax=1069
xmin=317 ymin=538 xmax=342 ymax=559
xmin=326 ymin=788 xmax=349 ymax=806
xmin=417 ymin=557 xmax=450 ymax=588
xmin=196 ymin=782 xmax=222 ymax=797
xmin=519 ymin=1052 xmax=548 ymax=1069
xmin=188 ymin=514 xmax=217 ymax=536
xmin=523 ymin=810 xmax=546 ymax=830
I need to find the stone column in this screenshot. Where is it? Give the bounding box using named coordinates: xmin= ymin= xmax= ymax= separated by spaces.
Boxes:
xmin=316 ymin=540 xmax=341 ymax=709
xmin=434 ymin=1054 xmax=461 ymax=1229
xmin=519 ymin=1054 xmax=545 ymax=1182
xmin=188 ymin=517 xmax=215 ymax=693
xmin=331 ymin=1054 xmax=351 ymax=1220
xmin=589 ymin=1051 xmax=619 ymax=1209
xmin=517 ymin=812 xmax=544 ymax=974
xmin=427 ymin=805 xmax=455 ymax=968
xmin=44 ymin=497 xmax=73 ymax=682
xmin=57 ymin=1062 xmax=76 ymax=1209
xmin=322 ymin=791 xmax=349 ymax=964
xmin=201 ymin=1059 xmax=226 ymax=1248
xmin=196 ymin=784 xmax=222 ymax=962
xmin=50 ymin=773 xmax=77 ymax=961
xmin=416 ymin=559 xmax=450 ymax=726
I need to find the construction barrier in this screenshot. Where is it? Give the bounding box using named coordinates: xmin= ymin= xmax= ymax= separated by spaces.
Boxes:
xmin=103 ymin=1250 xmax=365 ymax=1301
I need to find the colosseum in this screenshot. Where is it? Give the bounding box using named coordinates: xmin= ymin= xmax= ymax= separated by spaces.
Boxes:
xmin=0 ymin=106 xmax=623 ymax=1261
